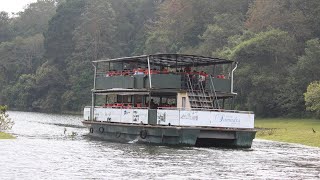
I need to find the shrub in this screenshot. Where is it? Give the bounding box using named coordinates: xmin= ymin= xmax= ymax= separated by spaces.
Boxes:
xmin=0 ymin=105 xmax=14 ymax=131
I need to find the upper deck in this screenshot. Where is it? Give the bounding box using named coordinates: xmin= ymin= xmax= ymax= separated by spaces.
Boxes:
xmin=93 ymin=54 xmax=236 ymax=96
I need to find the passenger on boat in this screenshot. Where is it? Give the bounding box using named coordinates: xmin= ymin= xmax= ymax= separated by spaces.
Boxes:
xmin=149 ymin=68 xmax=160 ymax=74
xmin=199 ymin=71 xmax=207 ymax=88
xmin=134 ymin=67 xmax=145 ymax=75
xmin=184 ymin=66 xmax=191 ymax=73
xmin=161 ymin=67 xmax=169 ymax=74
xmin=122 ymin=69 xmax=130 ymax=76
xmin=192 ymin=70 xmax=199 ymax=89
xmin=150 ymin=99 xmax=158 ymax=109
xmin=106 ymin=70 xmax=115 ymax=77
xmin=217 ymin=74 xmax=225 ymax=79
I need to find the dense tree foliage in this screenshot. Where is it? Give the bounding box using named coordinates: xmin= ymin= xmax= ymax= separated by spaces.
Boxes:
xmin=304 ymin=81 xmax=320 ymax=118
xmin=12 ymin=0 xmax=58 ymax=37
xmin=0 ymin=12 xmax=12 ymax=43
xmin=223 ymin=29 xmax=298 ymax=117
xmin=0 ymin=0 xmax=320 ymax=118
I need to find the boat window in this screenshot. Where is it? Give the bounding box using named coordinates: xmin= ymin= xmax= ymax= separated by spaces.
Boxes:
xmin=146 ymin=97 xmax=160 ymax=104
xmin=152 ymin=96 xmax=177 ymax=108
xmin=134 ymin=95 xmax=143 ymax=103
xmin=106 ymin=95 xmax=117 ymax=104
xmin=117 ymin=95 xmax=132 ymax=103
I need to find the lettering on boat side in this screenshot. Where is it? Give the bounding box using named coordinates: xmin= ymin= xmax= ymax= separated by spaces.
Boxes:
xmin=133 ymin=110 xmax=139 ymax=122
xmin=214 ymin=114 xmax=240 ymax=124
xmin=157 ymin=112 xmax=166 ymax=122
xmin=180 ymin=111 xmax=198 ymax=121
xmin=123 ymin=110 xmax=131 ymax=115
xmin=106 ymin=111 xmax=112 ymax=122
xmin=157 ymin=110 xmax=180 ymax=125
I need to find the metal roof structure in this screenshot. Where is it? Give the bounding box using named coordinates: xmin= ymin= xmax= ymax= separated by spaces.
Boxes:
xmin=92 ymin=54 xmax=235 ymax=67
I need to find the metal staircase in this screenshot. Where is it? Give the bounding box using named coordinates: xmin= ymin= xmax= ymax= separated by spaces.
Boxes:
xmin=186 ymin=75 xmax=216 ymax=109
xmin=209 ymin=75 xmax=220 ymax=109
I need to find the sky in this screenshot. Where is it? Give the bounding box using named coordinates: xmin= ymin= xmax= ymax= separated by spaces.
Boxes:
xmin=0 ymin=0 xmax=37 ymax=13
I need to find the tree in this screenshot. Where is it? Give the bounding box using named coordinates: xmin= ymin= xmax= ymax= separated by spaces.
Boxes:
xmin=223 ymin=29 xmax=298 ymax=116
xmin=145 ymin=0 xmax=251 ymax=54
xmin=72 ymin=0 xmax=117 ymax=60
xmin=12 ymin=0 xmax=58 ymax=37
xmin=304 ymin=81 xmax=320 ymax=118
xmin=246 ymin=0 xmax=320 ymax=43
xmin=44 ymin=0 xmax=86 ymax=67
xmin=194 ymin=13 xmax=245 ymax=56
xmin=0 ymin=11 xmax=12 ymax=43
xmin=296 ymin=39 xmax=320 ymax=81
xmin=110 ymin=0 xmax=158 ymax=56
xmin=282 ymin=38 xmax=320 ymax=116
xmin=304 ymin=0 xmax=320 ymax=38
xmin=61 ymin=0 xmax=117 ymax=111
xmin=145 ymin=0 xmax=219 ymax=54
xmin=2 ymin=74 xmax=36 ymax=110
xmin=36 ymin=0 xmax=87 ymax=112
xmin=0 ymin=105 xmax=14 ymax=131
xmin=0 ymin=34 xmax=45 ymax=84
xmin=35 ymin=62 xmax=67 ymax=112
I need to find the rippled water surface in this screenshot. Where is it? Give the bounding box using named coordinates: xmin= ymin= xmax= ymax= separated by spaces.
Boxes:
xmin=1 ymin=111 xmax=320 ymax=179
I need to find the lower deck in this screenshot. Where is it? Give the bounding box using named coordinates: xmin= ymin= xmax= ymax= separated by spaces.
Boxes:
xmin=83 ymin=121 xmax=256 ymax=148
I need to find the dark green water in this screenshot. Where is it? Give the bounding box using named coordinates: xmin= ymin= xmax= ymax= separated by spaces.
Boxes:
xmin=1 ymin=111 xmax=319 ymax=179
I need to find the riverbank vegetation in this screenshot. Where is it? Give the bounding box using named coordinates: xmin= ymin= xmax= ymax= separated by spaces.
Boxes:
xmin=255 ymin=119 xmax=320 ymax=147
xmin=0 ymin=0 xmax=320 ymax=118
xmin=0 ymin=132 xmax=15 ymax=139
xmin=0 ymin=105 xmax=15 ymax=139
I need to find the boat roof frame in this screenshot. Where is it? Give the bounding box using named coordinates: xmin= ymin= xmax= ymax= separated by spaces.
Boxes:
xmin=92 ymin=53 xmax=235 ymax=67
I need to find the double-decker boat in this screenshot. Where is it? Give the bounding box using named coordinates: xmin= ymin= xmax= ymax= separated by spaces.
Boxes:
xmin=83 ymin=54 xmax=256 ymax=148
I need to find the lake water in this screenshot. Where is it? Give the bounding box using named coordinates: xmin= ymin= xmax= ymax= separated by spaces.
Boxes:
xmin=1 ymin=111 xmax=319 ymax=179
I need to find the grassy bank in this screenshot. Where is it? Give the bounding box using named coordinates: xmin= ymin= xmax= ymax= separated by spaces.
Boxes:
xmin=0 ymin=132 xmax=15 ymax=139
xmin=255 ymin=118 xmax=320 ymax=147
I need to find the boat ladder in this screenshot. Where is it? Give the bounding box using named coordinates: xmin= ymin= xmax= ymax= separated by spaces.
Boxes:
xmin=186 ymin=75 xmax=215 ymax=109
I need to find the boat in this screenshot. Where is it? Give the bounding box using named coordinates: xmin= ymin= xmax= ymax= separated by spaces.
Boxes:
xmin=82 ymin=54 xmax=256 ymax=148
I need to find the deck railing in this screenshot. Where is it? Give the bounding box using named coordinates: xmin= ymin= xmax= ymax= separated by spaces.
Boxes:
xmin=85 ymin=106 xmax=253 ymax=114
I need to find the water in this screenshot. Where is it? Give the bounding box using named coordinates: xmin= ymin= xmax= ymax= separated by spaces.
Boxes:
xmin=1 ymin=111 xmax=320 ymax=179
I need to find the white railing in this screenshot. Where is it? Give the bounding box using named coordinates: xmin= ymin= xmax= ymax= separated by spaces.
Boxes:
xmin=85 ymin=106 xmax=254 ymax=114
xmin=84 ymin=107 xmax=255 ymax=129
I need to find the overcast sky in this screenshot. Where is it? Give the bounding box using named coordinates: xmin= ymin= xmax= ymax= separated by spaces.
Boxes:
xmin=0 ymin=0 xmax=37 ymax=13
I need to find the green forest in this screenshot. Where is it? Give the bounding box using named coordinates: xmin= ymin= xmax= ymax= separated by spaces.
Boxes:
xmin=0 ymin=0 xmax=320 ymax=118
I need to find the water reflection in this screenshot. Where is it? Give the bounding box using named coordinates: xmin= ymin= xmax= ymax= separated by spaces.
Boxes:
xmin=0 ymin=111 xmax=319 ymax=179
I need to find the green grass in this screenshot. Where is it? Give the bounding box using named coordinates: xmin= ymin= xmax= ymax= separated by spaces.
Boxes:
xmin=255 ymin=118 xmax=320 ymax=147
xmin=0 ymin=132 xmax=15 ymax=139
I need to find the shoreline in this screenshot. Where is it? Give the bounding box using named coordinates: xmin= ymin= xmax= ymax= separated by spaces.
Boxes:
xmin=0 ymin=132 xmax=15 ymax=139
xmin=254 ymin=138 xmax=320 ymax=149
xmin=255 ymin=118 xmax=320 ymax=148
xmin=8 ymin=109 xmax=82 ymax=116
